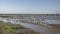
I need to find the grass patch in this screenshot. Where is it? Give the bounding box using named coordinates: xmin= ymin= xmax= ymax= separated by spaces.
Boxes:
xmin=0 ymin=16 xmax=12 ymax=18
xmin=0 ymin=21 xmax=40 ymax=34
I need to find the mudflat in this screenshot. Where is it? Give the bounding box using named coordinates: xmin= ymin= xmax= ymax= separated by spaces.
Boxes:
xmin=49 ymin=24 xmax=60 ymax=29
xmin=0 ymin=27 xmax=3 ymax=34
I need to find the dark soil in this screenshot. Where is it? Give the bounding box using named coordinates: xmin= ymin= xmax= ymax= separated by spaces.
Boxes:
xmin=0 ymin=27 xmax=3 ymax=34
xmin=49 ymin=24 xmax=60 ymax=29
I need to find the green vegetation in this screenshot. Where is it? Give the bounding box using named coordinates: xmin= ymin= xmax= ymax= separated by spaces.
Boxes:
xmin=0 ymin=14 xmax=60 ymax=16
xmin=0 ymin=16 xmax=12 ymax=18
xmin=0 ymin=21 xmax=39 ymax=34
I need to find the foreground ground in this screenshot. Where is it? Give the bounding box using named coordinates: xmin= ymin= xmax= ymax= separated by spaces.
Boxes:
xmin=49 ymin=24 xmax=60 ymax=32
xmin=49 ymin=24 xmax=60 ymax=29
xmin=0 ymin=21 xmax=39 ymax=34
xmin=0 ymin=27 xmax=3 ymax=34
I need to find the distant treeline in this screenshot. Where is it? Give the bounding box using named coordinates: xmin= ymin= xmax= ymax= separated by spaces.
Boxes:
xmin=0 ymin=14 xmax=60 ymax=16
xmin=0 ymin=16 xmax=12 ymax=18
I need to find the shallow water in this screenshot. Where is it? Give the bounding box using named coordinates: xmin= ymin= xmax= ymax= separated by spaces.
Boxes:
xmin=20 ymin=23 xmax=60 ymax=34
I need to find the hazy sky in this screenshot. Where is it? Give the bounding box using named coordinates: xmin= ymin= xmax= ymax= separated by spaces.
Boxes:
xmin=0 ymin=0 xmax=60 ymax=14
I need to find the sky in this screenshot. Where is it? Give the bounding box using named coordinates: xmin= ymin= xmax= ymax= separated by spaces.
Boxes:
xmin=0 ymin=0 xmax=60 ymax=14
